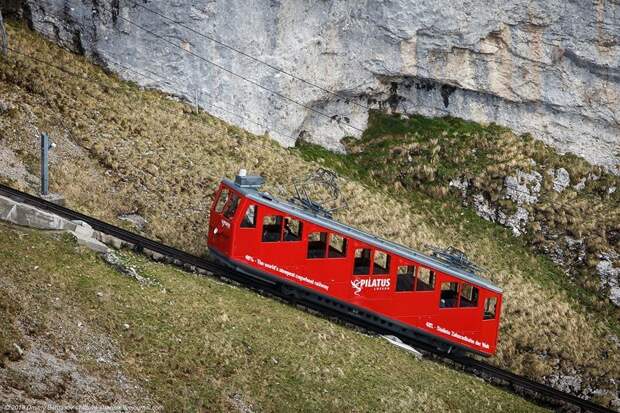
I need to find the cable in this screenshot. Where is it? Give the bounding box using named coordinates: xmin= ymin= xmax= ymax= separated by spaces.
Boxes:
xmin=30 ymin=20 xmax=283 ymax=136
xmin=92 ymin=2 xmax=365 ymax=134
xmin=5 ymin=43 xmax=297 ymax=142
xmin=126 ymin=0 xmax=372 ymax=111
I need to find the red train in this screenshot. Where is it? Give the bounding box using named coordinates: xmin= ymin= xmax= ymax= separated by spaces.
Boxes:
xmin=208 ymin=171 xmax=502 ymax=356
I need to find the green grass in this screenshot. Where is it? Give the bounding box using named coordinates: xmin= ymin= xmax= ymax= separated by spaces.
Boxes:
xmin=0 ymin=222 xmax=548 ymax=412
xmin=294 ymin=115 xmax=620 ymax=336
xmin=0 ymin=20 xmax=618 ymax=406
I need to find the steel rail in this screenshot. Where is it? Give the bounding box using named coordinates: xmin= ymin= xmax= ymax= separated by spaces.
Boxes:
xmin=0 ymin=183 xmax=613 ymax=413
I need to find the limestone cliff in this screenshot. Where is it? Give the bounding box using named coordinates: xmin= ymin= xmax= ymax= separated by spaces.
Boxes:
xmin=7 ymin=0 xmax=620 ymax=170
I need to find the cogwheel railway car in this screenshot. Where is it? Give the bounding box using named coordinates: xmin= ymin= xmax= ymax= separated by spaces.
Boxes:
xmin=208 ymin=171 xmax=502 ymax=356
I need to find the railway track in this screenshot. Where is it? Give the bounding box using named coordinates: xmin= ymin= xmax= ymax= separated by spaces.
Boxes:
xmin=0 ymin=183 xmax=614 ymax=413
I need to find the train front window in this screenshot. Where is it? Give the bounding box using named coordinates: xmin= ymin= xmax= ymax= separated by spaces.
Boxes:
xmin=283 ymin=218 xmax=302 ymax=241
xmin=373 ymin=251 xmax=390 ymax=274
xmin=484 ymin=297 xmax=497 ymax=319
xmin=440 ymin=282 xmax=459 ymax=308
xmin=307 ymin=232 xmax=327 ymax=258
xmin=416 ymin=267 xmax=435 ymax=291
xmin=241 ymin=205 xmax=257 ymax=228
xmin=396 ymin=265 xmax=415 ymax=291
xmin=262 ymin=215 xmax=282 ymax=242
xmin=353 ymin=248 xmax=371 ymax=275
xmin=459 ymin=283 xmax=479 ymax=307
xmin=214 ymin=188 xmax=229 ymax=213
xmin=328 ymin=234 xmax=347 ymax=258
xmin=223 ymin=193 xmax=240 ymax=219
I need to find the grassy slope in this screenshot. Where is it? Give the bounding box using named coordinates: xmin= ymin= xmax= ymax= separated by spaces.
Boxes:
xmin=0 ymin=21 xmax=617 ymax=405
xmin=0 ymin=222 xmax=546 ymax=412
xmin=331 ymin=112 xmax=619 ymax=297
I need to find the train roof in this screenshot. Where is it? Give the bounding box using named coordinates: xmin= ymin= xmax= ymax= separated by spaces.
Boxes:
xmin=223 ymin=178 xmax=502 ymax=293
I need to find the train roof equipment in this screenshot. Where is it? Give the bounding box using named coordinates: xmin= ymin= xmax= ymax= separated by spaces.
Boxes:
xmin=224 ymin=169 xmax=500 ymax=293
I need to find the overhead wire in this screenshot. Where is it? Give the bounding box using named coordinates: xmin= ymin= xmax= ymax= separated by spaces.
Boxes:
xmin=126 ymin=0 xmax=372 ymax=111
xmin=11 ymin=23 xmax=552 ymax=204
xmin=8 ymin=24 xmax=298 ymax=143
xmin=92 ymin=2 xmax=366 ymax=134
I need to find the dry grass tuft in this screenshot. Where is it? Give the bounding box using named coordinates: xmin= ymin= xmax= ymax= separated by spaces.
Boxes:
xmin=0 ymin=21 xmax=618 ymax=405
xmin=0 ymin=222 xmax=547 ymax=412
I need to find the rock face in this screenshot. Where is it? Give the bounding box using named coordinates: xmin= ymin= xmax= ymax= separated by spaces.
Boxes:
xmin=8 ymin=0 xmax=620 ymax=170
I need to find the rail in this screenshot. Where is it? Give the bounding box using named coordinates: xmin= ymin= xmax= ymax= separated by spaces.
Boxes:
xmin=0 ymin=184 xmax=613 ymax=413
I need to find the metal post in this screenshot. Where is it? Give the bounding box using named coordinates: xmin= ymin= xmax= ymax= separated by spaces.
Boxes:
xmin=40 ymin=133 xmax=50 ymax=195
xmin=0 ymin=10 xmax=7 ymax=58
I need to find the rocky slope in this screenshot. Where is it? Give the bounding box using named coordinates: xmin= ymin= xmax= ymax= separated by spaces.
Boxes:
xmin=6 ymin=0 xmax=620 ymax=171
xmin=0 ymin=21 xmax=619 ymax=408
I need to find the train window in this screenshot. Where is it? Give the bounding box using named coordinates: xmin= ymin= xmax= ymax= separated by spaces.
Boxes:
xmin=262 ymin=215 xmax=282 ymax=242
xmin=396 ymin=265 xmax=415 ymax=291
xmin=223 ymin=193 xmax=240 ymax=219
xmin=283 ymin=218 xmax=302 ymax=241
xmin=307 ymin=232 xmax=327 ymax=258
xmin=241 ymin=205 xmax=257 ymax=228
xmin=214 ymin=188 xmax=229 ymax=213
xmin=440 ymin=282 xmax=459 ymax=308
xmin=484 ymin=297 xmax=497 ymax=320
xmin=459 ymin=283 xmax=479 ymax=307
xmin=353 ymin=248 xmax=371 ymax=275
xmin=416 ymin=267 xmax=435 ymax=291
xmin=328 ymin=234 xmax=347 ymax=258
xmin=373 ymin=251 xmax=390 ymax=274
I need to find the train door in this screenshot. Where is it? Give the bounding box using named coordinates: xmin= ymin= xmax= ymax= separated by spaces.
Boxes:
xmin=480 ymin=292 xmax=501 ymax=353
xmin=392 ymin=259 xmax=437 ymax=328
xmin=208 ymin=183 xmax=241 ymax=257
xmin=349 ymin=243 xmax=393 ymax=311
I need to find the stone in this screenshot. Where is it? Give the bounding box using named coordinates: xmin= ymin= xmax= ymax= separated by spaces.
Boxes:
xmin=71 ymin=220 xmax=94 ymax=239
xmin=574 ymin=178 xmax=586 ymax=191
xmin=118 ymin=213 xmax=147 ymax=230
xmin=547 ymin=373 xmax=583 ymax=394
xmin=0 ymin=195 xmax=70 ymax=230
xmin=597 ymin=256 xmax=620 ymax=307
xmin=71 ymin=230 xmax=110 ymax=254
xmin=504 ymin=170 xmax=542 ymax=204
xmin=143 ymin=248 xmax=165 ymax=261
xmin=101 ymin=251 xmax=155 ymax=285
xmin=472 ymin=194 xmax=497 ymax=223
xmin=0 ymin=195 xmax=16 ymax=220
xmin=449 ymin=177 xmax=469 ymax=196
xmin=20 ymin=0 xmax=620 ymax=172
xmin=40 ymin=193 xmax=65 ymax=206
xmin=552 ymin=168 xmax=570 ymax=192
xmin=98 ymin=232 xmax=124 ymax=249
xmin=498 ymin=206 xmax=529 ymax=236
xmin=13 ymin=343 xmax=24 ymax=357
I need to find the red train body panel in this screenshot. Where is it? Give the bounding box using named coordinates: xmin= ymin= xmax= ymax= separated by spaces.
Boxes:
xmin=208 ymin=175 xmax=502 ymax=356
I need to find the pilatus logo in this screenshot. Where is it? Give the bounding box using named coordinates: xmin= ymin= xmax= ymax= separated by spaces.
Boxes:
xmin=351 ymin=278 xmax=391 ymax=295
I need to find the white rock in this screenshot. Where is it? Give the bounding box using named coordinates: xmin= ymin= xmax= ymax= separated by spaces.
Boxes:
xmin=504 ymin=170 xmax=542 ymax=204
xmin=573 ymin=178 xmax=586 ymax=191
xmin=24 ymin=0 xmax=620 ymax=171
xmin=552 ymin=168 xmax=570 ymax=193
xmin=498 ymin=207 xmax=529 ymax=236
xmin=597 ymin=258 xmax=620 ymax=307
xmin=13 ymin=343 xmax=24 ymax=356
